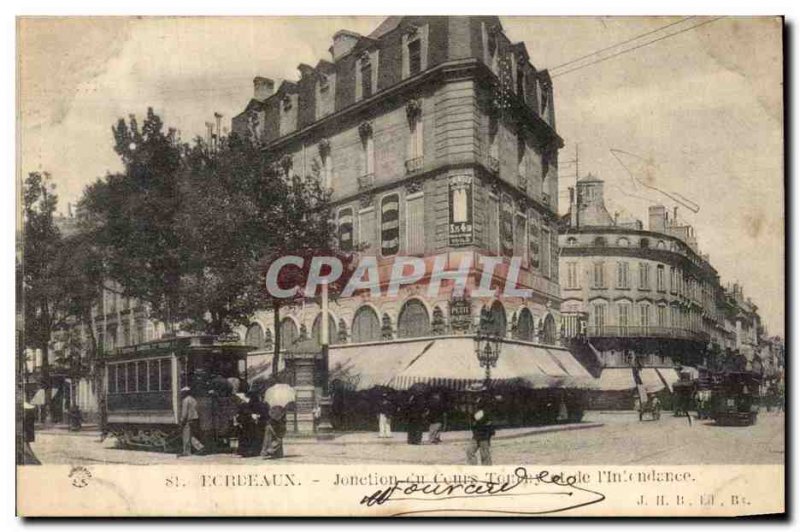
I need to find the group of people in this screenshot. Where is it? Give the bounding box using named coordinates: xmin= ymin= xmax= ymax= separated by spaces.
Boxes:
xmin=178 ymin=386 xmax=286 ymax=460
xmin=376 ymin=386 xmax=496 ymax=465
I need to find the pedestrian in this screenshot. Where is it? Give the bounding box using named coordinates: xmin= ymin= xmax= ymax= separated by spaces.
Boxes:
xmin=405 ymin=393 xmax=424 ymax=445
xmin=426 ymin=392 xmax=444 ymax=444
xmin=236 ymin=391 xmax=263 ymax=457
xmin=178 ymin=386 xmax=204 ymax=457
xmin=377 ymin=392 xmax=394 ymax=439
xmin=260 ymin=405 xmax=287 ymax=459
xmin=466 ymin=392 xmax=495 ymax=465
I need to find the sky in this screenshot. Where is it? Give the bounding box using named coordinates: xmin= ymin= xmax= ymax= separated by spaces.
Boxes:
xmin=17 ymin=16 xmax=784 ymax=336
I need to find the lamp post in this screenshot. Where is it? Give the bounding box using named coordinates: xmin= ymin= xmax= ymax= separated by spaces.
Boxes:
xmin=475 ymin=333 xmax=500 ymax=388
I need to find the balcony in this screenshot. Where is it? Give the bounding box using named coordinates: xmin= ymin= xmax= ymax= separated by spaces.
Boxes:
xmin=405 ymin=157 xmax=423 ymax=175
xmin=357 ymin=173 xmax=374 ymax=191
xmin=586 ymin=325 xmax=710 ymax=343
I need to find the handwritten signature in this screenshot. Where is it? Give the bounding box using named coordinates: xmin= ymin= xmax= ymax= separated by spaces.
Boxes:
xmin=359 ymin=467 xmax=605 ymax=516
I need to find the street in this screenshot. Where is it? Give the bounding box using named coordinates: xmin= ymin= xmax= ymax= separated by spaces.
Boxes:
xmin=28 ymin=411 xmax=785 ymax=466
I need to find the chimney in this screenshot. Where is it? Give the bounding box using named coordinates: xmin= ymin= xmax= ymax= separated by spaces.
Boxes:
xmin=648 ymin=205 xmax=666 ymax=232
xmin=330 ymin=30 xmax=361 ymax=61
xmin=253 ymin=77 xmax=275 ymax=101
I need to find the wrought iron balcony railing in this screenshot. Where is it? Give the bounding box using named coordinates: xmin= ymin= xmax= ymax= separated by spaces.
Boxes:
xmin=586 ymin=325 xmax=710 ymax=343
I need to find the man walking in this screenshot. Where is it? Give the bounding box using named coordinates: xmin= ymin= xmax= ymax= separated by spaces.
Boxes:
xmin=179 ymin=386 xmax=204 ymax=457
xmin=427 ymin=392 xmax=444 ymax=444
xmin=466 ymin=392 xmax=495 ymax=465
xmin=377 ymin=392 xmax=394 ymax=439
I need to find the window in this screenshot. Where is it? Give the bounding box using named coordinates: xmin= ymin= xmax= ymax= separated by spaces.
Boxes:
xmin=148 ymin=360 xmax=160 ymax=392
xmin=592 ymin=262 xmax=606 ymax=288
xmin=280 ymin=318 xmax=299 ymax=348
xmin=117 ymin=363 xmax=126 ymax=393
xmin=657 ymin=265 xmax=665 ymax=291
xmin=245 ymin=323 xmax=264 ymax=349
xmin=639 ymin=303 xmax=650 ymax=328
xmin=408 ymin=38 xmax=421 ymax=76
xmin=137 ymin=361 xmax=147 ymax=392
xmin=500 ymin=195 xmax=514 ymax=257
xmin=594 ymin=236 xmax=607 ymax=247
xmin=616 ymin=262 xmax=629 ymax=289
xmin=640 ymin=238 xmax=650 ymax=248
xmin=406 ymin=104 xmax=424 ymax=169
xmin=406 ymin=193 xmax=425 ymax=255
xmin=337 ymin=207 xmax=354 ymax=252
xmin=617 ymin=237 xmax=630 ymax=247
xmin=312 ymin=313 xmax=339 ymax=345
xmin=360 ymin=57 xmax=373 ymax=99
xmin=380 ymin=194 xmax=400 ymax=257
xmin=657 ymin=305 xmax=667 ymax=327
xmin=516 ymin=65 xmax=525 ymax=101
xmin=488 ymin=116 xmax=499 ymax=165
xmin=108 ymin=365 xmax=117 ymax=394
xmin=513 ymin=213 xmax=527 ymax=263
xmin=566 ymin=262 xmax=579 ymax=289
xmin=487 ymin=194 xmax=499 ymax=254
xmin=566 ymin=237 xmax=577 ymax=246
xmin=321 ymin=150 xmax=333 ymax=189
xmin=541 ymin=227 xmax=551 ymax=278
xmin=617 ymin=302 xmax=631 ymax=331
xmin=592 ymin=303 xmax=606 ymax=329
xmin=352 ymin=306 xmax=381 ymax=343
xmin=397 ymin=299 xmax=431 ymax=338
xmin=358 ymin=208 xmax=376 ymax=251
xmin=160 ymin=358 xmax=171 ymax=391
xmin=670 ymin=267 xmax=677 ymax=294
xmin=126 ymin=362 xmax=136 ymax=393
xmin=361 ymin=127 xmax=374 ymax=177
xmin=639 ymin=263 xmax=650 ymax=290
xmin=515 ymin=308 xmax=534 ymax=341
xmin=517 ymin=134 xmax=526 ymax=178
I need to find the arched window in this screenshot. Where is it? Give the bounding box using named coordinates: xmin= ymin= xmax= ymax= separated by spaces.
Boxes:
xmin=656 ymin=240 xmax=666 ymax=249
xmin=566 ymin=237 xmax=577 ymax=246
xmin=616 ymin=237 xmax=630 ymax=247
xmin=245 ymin=323 xmax=264 ymax=349
xmin=352 ymin=306 xmax=381 ymax=343
xmin=541 ymin=314 xmax=556 ymax=345
xmin=594 ymin=236 xmax=607 ymax=247
xmin=312 ymin=313 xmax=340 ymax=345
xmin=280 ymin=318 xmax=299 ymax=348
xmin=640 ymin=238 xmax=650 ymax=249
xmin=515 ymin=308 xmax=534 ymax=341
xmin=488 ymin=301 xmax=507 ymax=338
xmin=397 ymin=299 xmax=431 ymax=338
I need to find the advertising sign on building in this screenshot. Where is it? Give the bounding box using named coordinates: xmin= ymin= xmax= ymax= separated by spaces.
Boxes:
xmin=448 ymin=175 xmax=473 ymax=246
xmin=448 ymin=296 xmax=473 ymax=332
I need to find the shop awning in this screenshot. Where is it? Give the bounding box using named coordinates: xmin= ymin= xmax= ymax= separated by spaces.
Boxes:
xmin=329 ymin=338 xmax=597 ymax=392
xmin=389 ymin=339 xmax=597 ymax=391
xmin=656 ymin=367 xmax=681 ymax=392
xmin=639 ymin=368 xmax=665 ymax=393
xmin=596 ymin=368 xmax=636 ymax=391
xmin=329 ymin=340 xmax=433 ymax=391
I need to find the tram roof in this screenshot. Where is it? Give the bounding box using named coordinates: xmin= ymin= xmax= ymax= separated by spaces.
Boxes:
xmin=108 ymin=335 xmax=255 ymax=361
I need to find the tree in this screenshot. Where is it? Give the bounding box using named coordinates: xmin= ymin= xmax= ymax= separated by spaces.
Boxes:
xmin=22 ymin=171 xmax=62 ymax=422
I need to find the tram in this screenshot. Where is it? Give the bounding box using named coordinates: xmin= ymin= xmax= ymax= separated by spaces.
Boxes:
xmin=104 ymin=335 xmax=253 ymax=451
xmin=709 ymin=371 xmax=761 ymax=426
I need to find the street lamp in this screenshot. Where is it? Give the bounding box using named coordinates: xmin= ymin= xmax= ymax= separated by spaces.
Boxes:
xmin=475 ymin=333 xmax=501 ymax=387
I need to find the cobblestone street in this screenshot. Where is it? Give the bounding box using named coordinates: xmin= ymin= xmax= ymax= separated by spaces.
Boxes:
xmin=29 ymin=411 xmax=784 ymax=466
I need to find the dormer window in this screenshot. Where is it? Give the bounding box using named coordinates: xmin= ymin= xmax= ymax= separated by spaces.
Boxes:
xmin=360 ymin=52 xmax=373 ymax=99
xmin=318 ymin=74 xmax=330 ymax=92
xmin=282 ymin=94 xmax=293 ymax=112
xmin=402 ymin=24 xmax=428 ymax=80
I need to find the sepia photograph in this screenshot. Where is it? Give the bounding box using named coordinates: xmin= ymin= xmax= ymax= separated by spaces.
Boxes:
xmin=14 ymin=11 xmax=785 ymax=517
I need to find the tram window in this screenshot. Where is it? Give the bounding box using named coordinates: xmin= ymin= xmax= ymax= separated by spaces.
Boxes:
xmin=137 ymin=361 xmax=148 ymax=392
xmin=148 ymin=360 xmax=160 ymax=391
xmin=160 ymin=359 xmax=172 ymax=391
xmin=108 ymin=365 xmax=117 ymax=394
xmin=126 ymin=362 xmax=136 ymax=392
xmin=117 ymin=364 xmax=127 ymax=393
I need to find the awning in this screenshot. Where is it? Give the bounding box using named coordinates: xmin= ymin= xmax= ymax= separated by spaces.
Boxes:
xmin=656 ymin=367 xmax=681 ymax=392
xmin=390 ymin=339 xmax=597 ymax=391
xmin=330 ymin=338 xmax=597 ymax=392
xmin=596 ymin=368 xmax=636 ymax=391
xmin=329 ymin=340 xmax=432 ymax=391
xmin=639 ymin=368 xmax=665 ymax=393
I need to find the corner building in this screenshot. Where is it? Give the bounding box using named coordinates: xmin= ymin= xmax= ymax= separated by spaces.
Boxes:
xmin=559 ymin=175 xmax=736 ymax=409
xmin=232 ymin=16 xmax=594 ymax=428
